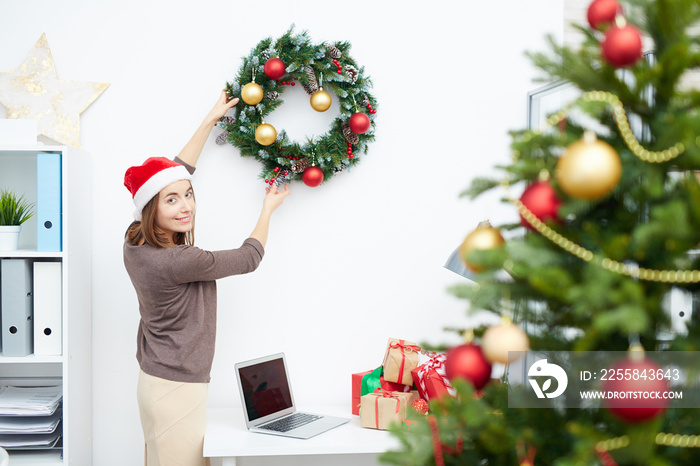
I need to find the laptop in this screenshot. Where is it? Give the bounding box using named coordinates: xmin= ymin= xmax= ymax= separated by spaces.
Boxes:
xmin=234 ymin=353 xmax=349 ymax=439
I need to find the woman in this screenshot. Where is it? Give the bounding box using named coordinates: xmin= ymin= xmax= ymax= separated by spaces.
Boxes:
xmin=123 ymin=91 xmax=289 ymax=465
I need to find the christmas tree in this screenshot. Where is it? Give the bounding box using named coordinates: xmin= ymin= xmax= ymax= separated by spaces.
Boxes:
xmin=381 ymin=0 xmax=700 ymax=464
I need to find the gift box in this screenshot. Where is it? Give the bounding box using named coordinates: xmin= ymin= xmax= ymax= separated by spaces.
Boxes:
xmin=411 ymin=353 xmax=455 ymax=402
xmin=352 ymin=366 xmax=412 ymax=415
xmin=360 ymin=389 xmax=412 ymax=430
xmin=382 ymin=338 xmax=421 ymax=386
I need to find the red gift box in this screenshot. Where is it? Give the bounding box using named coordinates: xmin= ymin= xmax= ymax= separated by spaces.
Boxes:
xmin=411 ymin=353 xmax=455 ymax=402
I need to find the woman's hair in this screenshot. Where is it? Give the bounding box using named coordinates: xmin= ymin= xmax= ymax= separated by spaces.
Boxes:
xmin=126 ymin=191 xmax=195 ymax=247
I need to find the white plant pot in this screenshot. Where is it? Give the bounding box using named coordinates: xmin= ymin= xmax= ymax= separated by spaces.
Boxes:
xmin=0 ymin=225 xmax=21 ymax=251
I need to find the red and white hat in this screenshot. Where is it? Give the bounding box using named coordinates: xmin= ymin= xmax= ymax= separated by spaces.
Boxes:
xmin=124 ymin=157 xmax=192 ymax=220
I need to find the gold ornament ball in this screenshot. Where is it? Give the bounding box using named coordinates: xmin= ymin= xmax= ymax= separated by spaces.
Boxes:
xmin=481 ymin=322 xmax=530 ymax=364
xmin=254 ymin=123 xmax=277 ymax=146
xmin=458 ymin=221 xmax=505 ymax=272
xmin=555 ymin=133 xmax=622 ymax=200
xmin=241 ymin=82 xmax=264 ymax=105
xmin=310 ymin=88 xmax=332 ymax=112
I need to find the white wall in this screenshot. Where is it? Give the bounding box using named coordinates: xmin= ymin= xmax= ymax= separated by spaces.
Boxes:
xmin=0 ymin=1 xmax=563 ymax=464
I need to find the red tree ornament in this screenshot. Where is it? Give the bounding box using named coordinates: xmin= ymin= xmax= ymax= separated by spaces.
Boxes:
xmin=302 ymin=166 xmax=324 ymax=187
xmin=411 ymin=398 xmax=429 ymax=415
xmin=349 ymin=112 xmax=371 ymax=134
xmin=601 ymin=22 xmax=643 ymax=67
xmin=264 ymin=57 xmax=286 ymax=80
xmin=587 ymin=0 xmax=622 ymax=30
xmin=601 ymin=355 xmax=670 ymax=423
xmin=445 ymin=344 xmax=492 ymax=390
xmin=519 ymin=181 xmax=562 ymax=231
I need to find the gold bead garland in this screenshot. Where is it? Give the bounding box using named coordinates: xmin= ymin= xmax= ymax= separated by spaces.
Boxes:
xmin=581 ymin=91 xmax=685 ymax=163
xmin=655 ymin=432 xmax=700 ymax=447
xmin=511 ymin=198 xmax=700 ymax=283
xmin=595 ymin=432 xmax=700 ymax=464
xmin=521 ymin=90 xmax=687 ymax=164
xmin=595 ymin=435 xmax=630 ymax=454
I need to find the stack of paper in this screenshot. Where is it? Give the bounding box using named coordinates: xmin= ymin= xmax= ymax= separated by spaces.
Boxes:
xmin=0 ymin=431 xmax=61 ymax=449
xmin=0 ymin=411 xmax=61 ymax=434
xmin=0 ymin=386 xmax=62 ymax=416
xmin=0 ymin=386 xmax=62 ymax=450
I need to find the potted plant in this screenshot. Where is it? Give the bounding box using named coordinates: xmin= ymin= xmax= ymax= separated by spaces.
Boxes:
xmin=0 ymin=188 xmax=35 ymax=251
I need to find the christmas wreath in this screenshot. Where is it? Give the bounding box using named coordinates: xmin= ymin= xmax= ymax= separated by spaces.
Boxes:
xmin=217 ymin=27 xmax=377 ymax=187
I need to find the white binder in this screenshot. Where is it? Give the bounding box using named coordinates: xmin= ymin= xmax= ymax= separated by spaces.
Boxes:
xmin=1 ymin=259 xmax=33 ymax=357
xmin=32 ymin=262 xmax=62 ymax=356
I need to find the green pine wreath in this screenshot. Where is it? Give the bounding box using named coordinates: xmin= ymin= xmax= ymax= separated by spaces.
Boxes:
xmin=218 ymin=27 xmax=377 ymax=186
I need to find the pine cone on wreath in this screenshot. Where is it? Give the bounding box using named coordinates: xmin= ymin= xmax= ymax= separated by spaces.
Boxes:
xmin=266 ymin=91 xmax=279 ymax=101
xmin=360 ymin=94 xmax=370 ymax=107
xmin=302 ymin=65 xmax=319 ymax=95
xmin=342 ymin=122 xmax=360 ymax=145
xmin=215 ymin=131 xmax=229 ymax=145
xmin=344 ymin=65 xmax=359 ymax=84
xmin=291 ymin=158 xmax=312 ymax=173
xmin=326 ymin=45 xmax=342 ymax=59
xmin=219 ymin=115 xmax=236 ymax=125
xmin=261 ymin=49 xmax=272 ymax=60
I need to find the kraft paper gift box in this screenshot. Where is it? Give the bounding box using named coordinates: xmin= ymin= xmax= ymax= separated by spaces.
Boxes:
xmin=352 ymin=366 xmax=413 ymax=415
xmin=382 ymin=337 xmax=421 ymax=386
xmin=360 ymin=389 xmax=412 ymax=430
xmin=411 ymin=353 xmax=455 ymax=402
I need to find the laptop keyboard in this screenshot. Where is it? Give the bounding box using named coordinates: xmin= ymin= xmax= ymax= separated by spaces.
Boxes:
xmin=259 ymin=412 xmax=322 ymax=432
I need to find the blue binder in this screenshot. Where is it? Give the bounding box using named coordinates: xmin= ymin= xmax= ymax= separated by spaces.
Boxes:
xmin=36 ymin=153 xmax=62 ymax=252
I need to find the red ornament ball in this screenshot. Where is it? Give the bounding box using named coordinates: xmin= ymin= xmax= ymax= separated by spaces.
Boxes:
xmin=445 ymin=344 xmax=492 ymax=390
xmin=587 ymin=0 xmax=622 ymax=30
xmin=411 ymin=398 xmax=429 ymax=415
xmin=264 ymin=57 xmax=286 ymax=80
xmin=602 ymin=23 xmax=643 ymax=67
xmin=302 ymin=166 xmax=324 ymax=187
xmin=519 ymin=181 xmax=562 ymax=231
xmin=349 ymin=112 xmax=371 ymax=134
xmin=601 ymin=356 xmax=670 ymax=423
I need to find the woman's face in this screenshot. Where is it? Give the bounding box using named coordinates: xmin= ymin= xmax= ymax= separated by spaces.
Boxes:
xmin=155 ymin=179 xmax=195 ymax=239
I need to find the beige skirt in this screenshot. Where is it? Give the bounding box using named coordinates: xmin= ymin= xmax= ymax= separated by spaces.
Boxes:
xmin=137 ymin=370 xmax=210 ymax=466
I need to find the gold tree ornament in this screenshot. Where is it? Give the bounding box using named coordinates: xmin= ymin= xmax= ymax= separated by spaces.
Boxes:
xmin=309 ymin=87 xmax=333 ymax=112
xmin=555 ymin=131 xmax=622 ymax=200
xmin=241 ymin=82 xmax=264 ymax=105
xmin=458 ymin=220 xmax=506 ymax=272
xmin=310 ymin=88 xmax=332 ymax=112
xmin=0 ymin=33 xmax=109 ymax=148
xmin=481 ymin=318 xmax=530 ymax=364
xmin=254 ymin=122 xmax=277 ymax=146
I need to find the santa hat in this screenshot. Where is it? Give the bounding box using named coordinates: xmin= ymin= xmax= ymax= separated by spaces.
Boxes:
xmin=124 ymin=157 xmax=192 ymax=220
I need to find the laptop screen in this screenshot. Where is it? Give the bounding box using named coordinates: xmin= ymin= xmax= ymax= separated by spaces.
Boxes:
xmin=238 ymin=356 xmax=294 ymax=421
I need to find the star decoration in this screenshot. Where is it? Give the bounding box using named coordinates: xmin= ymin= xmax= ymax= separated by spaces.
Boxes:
xmin=0 ymin=33 xmax=109 ymax=148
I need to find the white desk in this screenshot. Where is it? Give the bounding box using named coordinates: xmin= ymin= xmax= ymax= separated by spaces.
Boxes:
xmin=204 ymin=406 xmax=400 ymax=466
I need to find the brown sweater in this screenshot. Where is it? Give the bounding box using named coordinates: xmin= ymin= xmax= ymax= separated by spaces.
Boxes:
xmin=123 ymin=237 xmax=264 ymax=383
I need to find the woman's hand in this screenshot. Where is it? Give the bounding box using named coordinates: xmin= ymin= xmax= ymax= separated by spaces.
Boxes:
xmin=204 ymin=90 xmax=239 ymax=125
xmin=262 ymin=184 xmax=290 ymax=214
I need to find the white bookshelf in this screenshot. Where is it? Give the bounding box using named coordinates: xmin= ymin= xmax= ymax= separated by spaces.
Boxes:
xmin=0 ymin=145 xmax=92 ymax=465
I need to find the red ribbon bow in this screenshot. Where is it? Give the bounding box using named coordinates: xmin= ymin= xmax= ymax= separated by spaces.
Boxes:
xmin=389 ymin=340 xmax=421 ymax=352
